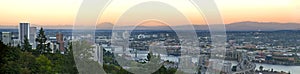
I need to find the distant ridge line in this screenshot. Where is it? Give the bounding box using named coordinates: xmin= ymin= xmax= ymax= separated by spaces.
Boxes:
xmin=1 ymin=21 xmax=300 ymax=31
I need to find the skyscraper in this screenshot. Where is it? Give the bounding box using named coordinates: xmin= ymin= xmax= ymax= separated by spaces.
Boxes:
xmin=19 ymin=23 xmax=30 ymax=44
xmin=30 ymin=27 xmax=37 ymax=49
xmin=1 ymin=32 xmax=12 ymax=45
xmin=56 ymin=32 xmax=64 ymax=52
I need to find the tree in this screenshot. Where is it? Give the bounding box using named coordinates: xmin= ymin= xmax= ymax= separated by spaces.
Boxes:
xmin=153 ymin=66 xmax=167 ymax=74
xmin=72 ymin=40 xmax=94 ymax=60
xmin=23 ymin=36 xmax=32 ymax=52
xmin=271 ymin=68 xmax=273 ymax=72
xmin=35 ymin=55 xmax=52 ymax=73
xmin=147 ymin=51 xmax=152 ymax=61
xmin=51 ymin=54 xmax=64 ymax=73
xmin=18 ymin=52 xmax=37 ymax=73
xmin=1 ymin=40 xmax=80 ymax=73
xmin=63 ymin=44 xmax=78 ymax=73
xmin=259 ymin=66 xmax=264 ymax=71
xmin=0 ymin=41 xmax=22 ymax=73
xmin=72 ymin=40 xmax=100 ymax=73
xmin=36 ymin=28 xmax=50 ymax=54
xmin=0 ymin=41 xmax=6 ymax=65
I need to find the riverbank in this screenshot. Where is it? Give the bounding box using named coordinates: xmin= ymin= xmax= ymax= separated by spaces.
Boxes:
xmin=255 ymin=63 xmax=298 ymax=74
xmin=253 ymin=61 xmax=300 ymax=66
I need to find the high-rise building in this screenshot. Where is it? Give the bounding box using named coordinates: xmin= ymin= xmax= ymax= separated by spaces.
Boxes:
xmin=1 ymin=32 xmax=12 ymax=45
xmin=19 ymin=23 xmax=30 ymax=44
xmin=56 ymin=32 xmax=64 ymax=52
xmin=30 ymin=27 xmax=37 ymax=49
xmin=91 ymin=44 xmax=103 ymax=65
xmin=95 ymin=44 xmax=103 ymax=65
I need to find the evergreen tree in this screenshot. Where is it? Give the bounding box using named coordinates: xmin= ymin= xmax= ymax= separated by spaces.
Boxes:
xmin=36 ymin=28 xmax=49 ymax=54
xmin=0 ymin=40 xmax=81 ymax=73
xmin=65 ymin=44 xmax=79 ymax=73
xmin=23 ymin=36 xmax=32 ymax=52
xmin=35 ymin=55 xmax=52 ymax=73
xmin=18 ymin=52 xmax=37 ymax=73
xmin=147 ymin=52 xmax=152 ymax=61
xmin=153 ymin=66 xmax=167 ymax=74
xmin=72 ymin=40 xmax=96 ymax=73
xmin=0 ymin=41 xmax=22 ymax=73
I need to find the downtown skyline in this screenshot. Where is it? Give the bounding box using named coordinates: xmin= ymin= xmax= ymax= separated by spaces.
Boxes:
xmin=1 ymin=0 xmax=300 ymax=73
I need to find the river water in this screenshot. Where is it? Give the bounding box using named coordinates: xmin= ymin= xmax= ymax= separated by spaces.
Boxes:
xmin=158 ymin=55 xmax=300 ymax=73
xmin=160 ymin=55 xmax=300 ymax=74
xmin=255 ymin=63 xmax=300 ymax=73
xmin=228 ymin=61 xmax=299 ymax=73
xmin=116 ymin=50 xmax=300 ymax=74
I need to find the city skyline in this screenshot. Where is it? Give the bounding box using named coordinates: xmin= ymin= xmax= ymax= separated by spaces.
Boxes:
xmin=0 ymin=0 xmax=299 ymax=26
xmin=1 ymin=0 xmax=300 ymax=74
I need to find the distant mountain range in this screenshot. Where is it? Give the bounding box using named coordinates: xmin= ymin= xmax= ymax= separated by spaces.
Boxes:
xmin=225 ymin=21 xmax=300 ymax=31
xmin=2 ymin=21 xmax=300 ymax=31
xmin=96 ymin=21 xmax=300 ymax=31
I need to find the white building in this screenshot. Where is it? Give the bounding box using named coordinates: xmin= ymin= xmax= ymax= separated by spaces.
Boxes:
xmin=12 ymin=39 xmax=20 ymax=46
xmin=30 ymin=27 xmax=37 ymax=49
xmin=47 ymin=41 xmax=59 ymax=53
xmin=1 ymin=32 xmax=12 ymax=45
xmin=92 ymin=44 xmax=103 ymax=65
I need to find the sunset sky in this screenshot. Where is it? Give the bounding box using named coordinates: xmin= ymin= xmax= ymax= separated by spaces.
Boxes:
xmin=0 ymin=0 xmax=299 ymax=26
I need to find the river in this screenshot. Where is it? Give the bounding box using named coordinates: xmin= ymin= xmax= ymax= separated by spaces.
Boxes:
xmin=114 ymin=49 xmax=300 ymax=74
xmin=255 ymin=63 xmax=300 ymax=73
xmin=228 ymin=61 xmax=299 ymax=74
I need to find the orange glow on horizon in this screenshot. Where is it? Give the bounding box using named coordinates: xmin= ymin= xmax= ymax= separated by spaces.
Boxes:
xmin=0 ymin=0 xmax=299 ymax=26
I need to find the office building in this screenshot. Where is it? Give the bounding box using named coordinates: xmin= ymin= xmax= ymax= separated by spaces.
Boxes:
xmin=92 ymin=44 xmax=103 ymax=65
xmin=19 ymin=23 xmax=30 ymax=44
xmin=30 ymin=27 xmax=37 ymax=49
xmin=56 ymin=32 xmax=64 ymax=52
xmin=1 ymin=32 xmax=12 ymax=45
xmin=12 ymin=39 xmax=20 ymax=46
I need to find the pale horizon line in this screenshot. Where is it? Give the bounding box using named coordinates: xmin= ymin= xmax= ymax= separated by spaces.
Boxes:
xmin=0 ymin=21 xmax=300 ymax=28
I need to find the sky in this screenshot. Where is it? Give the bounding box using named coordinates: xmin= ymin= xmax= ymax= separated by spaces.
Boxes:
xmin=0 ymin=0 xmax=299 ymax=26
